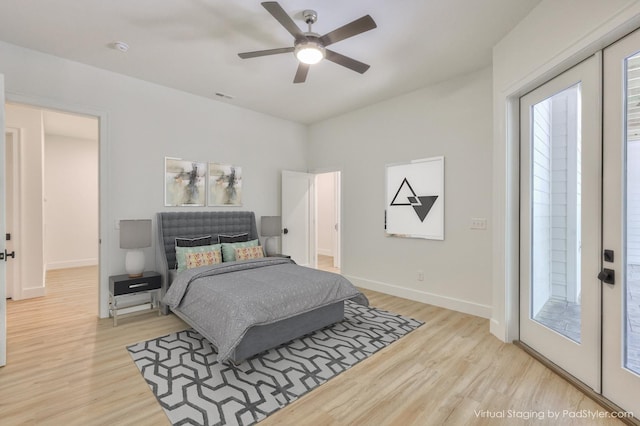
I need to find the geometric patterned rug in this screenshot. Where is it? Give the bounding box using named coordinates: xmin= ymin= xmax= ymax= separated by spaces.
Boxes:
xmin=127 ymin=300 xmax=423 ymax=426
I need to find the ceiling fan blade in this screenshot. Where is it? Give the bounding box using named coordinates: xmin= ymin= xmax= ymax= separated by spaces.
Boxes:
xmin=238 ymin=46 xmax=294 ymax=59
xmin=261 ymin=2 xmax=306 ymax=40
xmin=325 ymin=50 xmax=370 ymax=74
xmin=319 ymin=15 xmax=377 ymax=47
xmin=293 ymin=63 xmax=310 ymax=84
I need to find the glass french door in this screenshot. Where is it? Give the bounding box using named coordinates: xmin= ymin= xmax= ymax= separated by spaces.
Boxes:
xmin=521 ymin=29 xmax=640 ymax=415
xmin=602 ymin=28 xmax=640 ymax=416
xmin=520 ymin=55 xmax=602 ymax=391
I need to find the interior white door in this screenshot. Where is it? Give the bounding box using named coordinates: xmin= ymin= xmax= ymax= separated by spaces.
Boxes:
xmin=1 ymin=74 xmax=7 ymax=367
xmin=4 ymin=130 xmax=18 ymax=300
xmin=282 ymin=170 xmax=314 ymax=266
xmin=602 ymin=28 xmax=640 ymax=415
xmin=519 ymin=55 xmax=601 ymax=391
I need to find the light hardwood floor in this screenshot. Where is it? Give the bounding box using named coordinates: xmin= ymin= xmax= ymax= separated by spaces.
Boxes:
xmin=317 ymin=254 xmax=340 ymax=274
xmin=0 ymin=267 xmax=625 ymax=425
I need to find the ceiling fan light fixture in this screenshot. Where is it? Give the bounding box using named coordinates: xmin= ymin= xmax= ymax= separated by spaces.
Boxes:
xmin=294 ymin=41 xmax=325 ymax=65
xmin=237 ymin=2 xmax=377 ymax=83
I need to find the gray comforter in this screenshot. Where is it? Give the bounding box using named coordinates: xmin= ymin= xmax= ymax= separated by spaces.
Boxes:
xmin=162 ymin=257 xmax=368 ymax=362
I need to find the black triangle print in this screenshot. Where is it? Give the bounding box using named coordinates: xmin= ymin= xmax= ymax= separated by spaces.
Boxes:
xmin=412 ymin=196 xmax=438 ymax=222
xmin=390 ymin=178 xmax=417 ymax=206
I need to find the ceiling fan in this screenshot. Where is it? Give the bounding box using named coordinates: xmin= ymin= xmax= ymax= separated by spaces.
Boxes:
xmin=238 ymin=2 xmax=377 ymax=83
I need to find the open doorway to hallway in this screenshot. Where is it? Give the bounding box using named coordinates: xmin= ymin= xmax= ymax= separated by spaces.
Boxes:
xmin=315 ymin=171 xmax=341 ymax=274
xmin=4 ymin=103 xmax=99 ymax=307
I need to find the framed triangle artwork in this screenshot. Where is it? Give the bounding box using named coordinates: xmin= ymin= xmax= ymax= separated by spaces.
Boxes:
xmin=385 ymin=156 xmax=444 ymax=240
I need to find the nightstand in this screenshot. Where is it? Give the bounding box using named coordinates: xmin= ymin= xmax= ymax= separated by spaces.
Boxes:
xmin=108 ymin=271 xmax=161 ymax=326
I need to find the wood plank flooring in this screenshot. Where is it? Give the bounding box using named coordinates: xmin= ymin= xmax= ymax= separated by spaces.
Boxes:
xmin=317 ymin=255 xmax=340 ymax=274
xmin=0 ymin=267 xmax=625 ymax=425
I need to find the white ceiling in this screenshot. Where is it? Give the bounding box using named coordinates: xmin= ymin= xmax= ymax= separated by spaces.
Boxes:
xmin=0 ymin=0 xmax=541 ymax=124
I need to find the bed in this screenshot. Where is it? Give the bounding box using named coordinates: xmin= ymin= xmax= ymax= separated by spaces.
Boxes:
xmin=155 ymin=211 xmax=367 ymax=363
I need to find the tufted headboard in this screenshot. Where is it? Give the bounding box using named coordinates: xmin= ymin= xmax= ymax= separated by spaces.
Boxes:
xmin=155 ymin=211 xmax=259 ymax=313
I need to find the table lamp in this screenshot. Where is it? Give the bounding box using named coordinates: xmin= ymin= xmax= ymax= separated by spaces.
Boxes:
xmin=260 ymin=216 xmax=281 ymax=256
xmin=120 ymin=219 xmax=152 ymax=277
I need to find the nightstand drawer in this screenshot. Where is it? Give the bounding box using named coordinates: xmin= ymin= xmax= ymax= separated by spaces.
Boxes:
xmin=109 ymin=272 xmax=161 ymax=296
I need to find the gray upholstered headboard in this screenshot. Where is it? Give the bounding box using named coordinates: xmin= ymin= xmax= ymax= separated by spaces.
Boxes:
xmin=155 ymin=211 xmax=259 ymax=313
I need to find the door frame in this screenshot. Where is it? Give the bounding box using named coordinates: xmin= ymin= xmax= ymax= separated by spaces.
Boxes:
xmin=506 ymin=27 xmax=640 ymax=417
xmin=1 ymin=74 xmax=6 ymax=367
xmin=494 ymin=16 xmax=640 ymax=345
xmin=282 ymin=169 xmax=344 ymax=272
xmin=5 ymin=127 xmax=21 ymax=300
xmin=332 ymin=171 xmax=341 ymax=269
xmin=5 ymin=92 xmax=109 ymax=318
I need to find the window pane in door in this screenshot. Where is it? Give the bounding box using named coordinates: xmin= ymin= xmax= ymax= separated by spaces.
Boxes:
xmin=625 ymin=53 xmax=640 ymax=375
xmin=530 ymin=84 xmax=582 ymax=343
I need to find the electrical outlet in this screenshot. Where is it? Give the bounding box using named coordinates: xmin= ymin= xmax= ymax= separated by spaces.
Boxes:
xmin=417 ymin=270 xmax=424 ymax=281
xmin=471 ymin=218 xmax=487 ymax=230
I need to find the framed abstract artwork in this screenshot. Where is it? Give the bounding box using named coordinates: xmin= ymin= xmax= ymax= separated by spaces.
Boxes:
xmin=164 ymin=157 xmax=207 ymax=206
xmin=208 ymin=163 xmax=242 ymax=206
xmin=385 ymin=156 xmax=444 ymax=240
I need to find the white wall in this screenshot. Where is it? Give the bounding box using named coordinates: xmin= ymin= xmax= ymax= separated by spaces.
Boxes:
xmin=0 ymin=41 xmax=308 ymax=317
xmin=492 ymin=0 xmax=640 ymax=341
xmin=5 ymin=104 xmax=45 ymax=299
xmin=44 ymin=133 xmax=99 ymax=270
xmin=308 ymin=68 xmax=494 ymax=318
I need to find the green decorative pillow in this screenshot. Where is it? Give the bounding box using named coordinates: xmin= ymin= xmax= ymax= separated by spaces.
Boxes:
xmin=221 ymin=239 xmax=259 ymax=262
xmin=176 ymin=244 xmax=222 ymax=272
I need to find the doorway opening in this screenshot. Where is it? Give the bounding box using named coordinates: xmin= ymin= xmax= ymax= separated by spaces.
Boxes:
xmin=315 ymin=171 xmax=341 ymax=274
xmin=280 ymin=169 xmax=342 ymax=273
xmin=4 ymin=103 xmax=99 ymax=309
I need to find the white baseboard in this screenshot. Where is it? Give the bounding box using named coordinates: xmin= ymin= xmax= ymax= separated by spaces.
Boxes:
xmin=317 ymin=248 xmax=333 ymax=257
xmin=18 ymin=286 xmax=46 ymax=300
xmin=490 ymin=318 xmax=507 ymax=342
xmin=46 ymin=258 xmax=98 ymax=270
xmin=346 ymin=274 xmax=492 ymax=319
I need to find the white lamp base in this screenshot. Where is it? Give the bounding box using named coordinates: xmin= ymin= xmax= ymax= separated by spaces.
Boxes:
xmin=125 ymin=250 xmax=145 ymax=277
xmin=264 ymin=237 xmax=280 ymax=257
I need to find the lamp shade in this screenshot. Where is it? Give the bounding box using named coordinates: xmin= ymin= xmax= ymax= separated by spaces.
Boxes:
xmin=119 ymin=219 xmax=152 ymax=249
xmin=260 ymin=216 xmax=282 ymax=237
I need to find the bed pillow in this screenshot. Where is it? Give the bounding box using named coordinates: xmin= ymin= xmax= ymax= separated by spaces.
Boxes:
xmin=221 ymin=239 xmax=259 ymax=262
xmin=175 ymin=235 xmax=212 ymax=247
xmin=235 ymin=246 xmax=264 ymax=261
xmin=176 ymin=243 xmax=222 ymax=272
xmin=218 ymin=233 xmax=249 ymax=243
xmin=185 ymin=249 xmax=222 ymax=269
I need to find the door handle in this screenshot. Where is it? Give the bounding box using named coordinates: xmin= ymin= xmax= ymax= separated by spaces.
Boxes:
xmin=283 ymin=228 xmax=289 ymax=235
xmin=0 ymin=250 xmax=15 ymax=261
xmin=598 ymin=268 xmax=615 ymax=285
